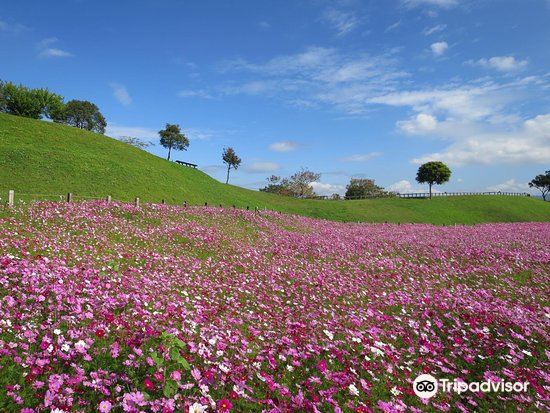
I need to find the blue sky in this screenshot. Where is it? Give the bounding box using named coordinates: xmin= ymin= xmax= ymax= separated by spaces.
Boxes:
xmin=1 ymin=0 xmax=549 ymax=195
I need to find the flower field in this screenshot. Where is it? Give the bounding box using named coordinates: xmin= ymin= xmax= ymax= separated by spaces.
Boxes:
xmin=0 ymin=201 xmax=548 ymax=412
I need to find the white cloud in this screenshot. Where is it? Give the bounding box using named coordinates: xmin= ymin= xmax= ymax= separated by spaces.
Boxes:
xmin=466 ymin=56 xmax=528 ymax=72
xmin=404 ymin=0 xmax=458 ymax=8
xmin=269 ymin=141 xmax=299 ymax=152
xmin=178 ymin=89 xmax=214 ymax=99
xmin=388 ymin=180 xmax=426 ymax=193
xmin=487 ymin=179 xmax=529 ymax=193
xmin=110 ymin=83 xmax=132 ymax=106
xmin=412 ymin=114 xmax=550 ymax=166
xmin=322 ymin=8 xmax=359 ymax=37
xmin=339 ymin=152 xmax=383 ymax=162
xmin=245 ymin=162 xmax=280 ymax=173
xmin=397 ymin=113 xmax=438 ymax=134
xmin=423 ymin=24 xmax=447 ymax=35
xmin=430 ymin=41 xmax=448 ymax=56
xmin=309 ymin=182 xmax=346 ymax=196
xmin=37 ymin=37 xmax=73 ymax=58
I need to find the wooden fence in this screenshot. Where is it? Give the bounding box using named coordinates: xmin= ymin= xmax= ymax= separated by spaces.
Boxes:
xmin=2 ymin=189 xmax=532 ymax=208
xmin=2 ymin=190 xmax=265 ymax=212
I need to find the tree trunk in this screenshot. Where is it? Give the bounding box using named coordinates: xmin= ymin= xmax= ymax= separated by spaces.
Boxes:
xmin=167 ymin=145 xmax=172 ymax=161
xmin=226 ymin=165 xmax=231 ymax=184
xmin=429 ymin=182 xmax=432 ymax=199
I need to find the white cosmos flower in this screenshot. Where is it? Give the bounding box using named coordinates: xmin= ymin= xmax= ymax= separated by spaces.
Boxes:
xmin=189 ymin=403 xmax=207 ymax=413
xmin=349 ymin=384 xmax=360 ymax=396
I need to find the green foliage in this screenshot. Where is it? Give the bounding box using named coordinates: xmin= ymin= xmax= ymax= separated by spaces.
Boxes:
xmin=222 ymin=147 xmax=242 ymax=184
xmin=260 ymin=169 xmax=321 ymax=198
xmin=55 ymin=100 xmax=107 ymax=134
xmin=0 ymin=81 xmax=64 ymax=120
xmin=1 ymin=114 xmax=549 ymax=224
xmin=158 ymin=123 xmax=189 ymax=161
xmin=416 ymin=161 xmax=452 ymax=198
xmin=528 ymin=170 xmax=550 ymax=201
xmin=345 ymin=178 xmax=390 ymax=199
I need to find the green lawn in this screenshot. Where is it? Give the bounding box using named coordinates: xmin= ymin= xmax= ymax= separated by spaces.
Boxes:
xmin=1 ymin=113 xmax=549 ymax=224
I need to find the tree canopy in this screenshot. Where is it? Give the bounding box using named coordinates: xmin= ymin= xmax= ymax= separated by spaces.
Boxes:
xmin=260 ymin=169 xmax=321 ymax=198
xmin=416 ymin=161 xmax=451 ymax=198
xmin=158 ymin=124 xmax=189 ymax=161
xmin=345 ymin=178 xmax=389 ymax=199
xmin=222 ymin=147 xmax=242 ymax=184
xmin=528 ymin=170 xmax=550 ymax=201
xmin=55 ymin=100 xmax=107 ymax=134
xmin=0 ymin=81 xmax=64 ymax=120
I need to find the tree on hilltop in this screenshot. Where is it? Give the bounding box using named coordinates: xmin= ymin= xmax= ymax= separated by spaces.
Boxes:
xmin=529 ymin=170 xmax=550 ymax=201
xmin=416 ymin=161 xmax=451 ymax=198
xmin=158 ymin=123 xmax=189 ymax=161
xmin=54 ymin=100 xmax=107 ymax=134
xmin=222 ymin=147 xmax=242 ymax=184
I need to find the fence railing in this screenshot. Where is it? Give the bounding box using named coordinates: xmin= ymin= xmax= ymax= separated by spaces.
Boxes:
xmin=1 ymin=189 xmax=532 ymax=208
xmin=394 ymin=191 xmax=530 ymax=199
xmin=1 ymin=190 xmax=266 ymax=212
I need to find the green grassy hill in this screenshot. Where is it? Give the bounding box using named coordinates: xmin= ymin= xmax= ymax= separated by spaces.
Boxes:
xmin=1 ymin=113 xmax=549 ymax=224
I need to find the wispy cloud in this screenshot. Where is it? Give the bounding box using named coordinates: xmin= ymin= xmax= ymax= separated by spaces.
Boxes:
xmin=110 ymin=83 xmax=132 ymax=106
xmin=465 ymin=56 xmax=528 ymax=72
xmin=106 ymin=124 xmax=218 ymax=142
xmin=245 ymin=162 xmax=280 ymax=173
xmin=0 ymin=19 xmax=29 ymax=34
xmin=385 ymin=20 xmax=402 ymax=33
xmin=339 ymin=152 xmax=383 ymax=162
xmin=220 ymin=46 xmax=408 ymax=114
xmin=423 ymin=24 xmax=447 ymax=35
xmin=37 ymin=37 xmax=73 ymax=58
xmin=322 ymin=8 xmax=359 ymax=37
xmin=404 ymin=0 xmax=458 ymax=8
xmin=269 ymin=141 xmax=300 ymax=152
xmin=178 ymin=89 xmax=214 ymax=99
xmin=430 ymin=41 xmax=448 ymax=56
xmin=257 ymin=21 xmax=271 ymax=30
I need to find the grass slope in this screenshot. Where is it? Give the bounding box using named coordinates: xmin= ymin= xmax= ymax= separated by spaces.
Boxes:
xmin=1 ymin=113 xmax=549 ymax=224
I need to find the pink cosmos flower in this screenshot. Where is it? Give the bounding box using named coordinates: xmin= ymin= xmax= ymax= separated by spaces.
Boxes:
xmin=217 ymin=399 xmax=232 ymax=412
xmin=99 ymin=400 xmax=112 ymax=413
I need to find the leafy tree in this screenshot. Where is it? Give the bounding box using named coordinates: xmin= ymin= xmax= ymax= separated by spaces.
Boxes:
xmin=259 ymin=169 xmax=320 ymax=198
xmin=289 ymin=168 xmax=321 ymax=198
xmin=345 ymin=178 xmax=388 ymax=199
xmin=158 ymin=123 xmax=189 ymax=161
xmin=0 ymin=81 xmax=64 ymax=119
xmin=117 ymin=136 xmax=151 ymax=150
xmin=222 ymin=147 xmax=242 ymax=184
xmin=529 ymin=170 xmax=550 ymax=201
xmin=331 ymin=193 xmax=341 ymax=200
xmin=55 ymin=100 xmax=106 ymax=134
xmin=416 ymin=161 xmax=451 ymax=198
xmin=259 ymin=175 xmax=293 ymax=196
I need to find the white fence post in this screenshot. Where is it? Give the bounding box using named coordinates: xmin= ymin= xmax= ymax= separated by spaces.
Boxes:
xmin=135 ymin=197 xmax=140 ymax=207
xmin=67 ymin=193 xmax=73 ymax=203
xmin=107 ymin=195 xmax=112 ymax=203
xmin=8 ymin=190 xmax=14 ymax=207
